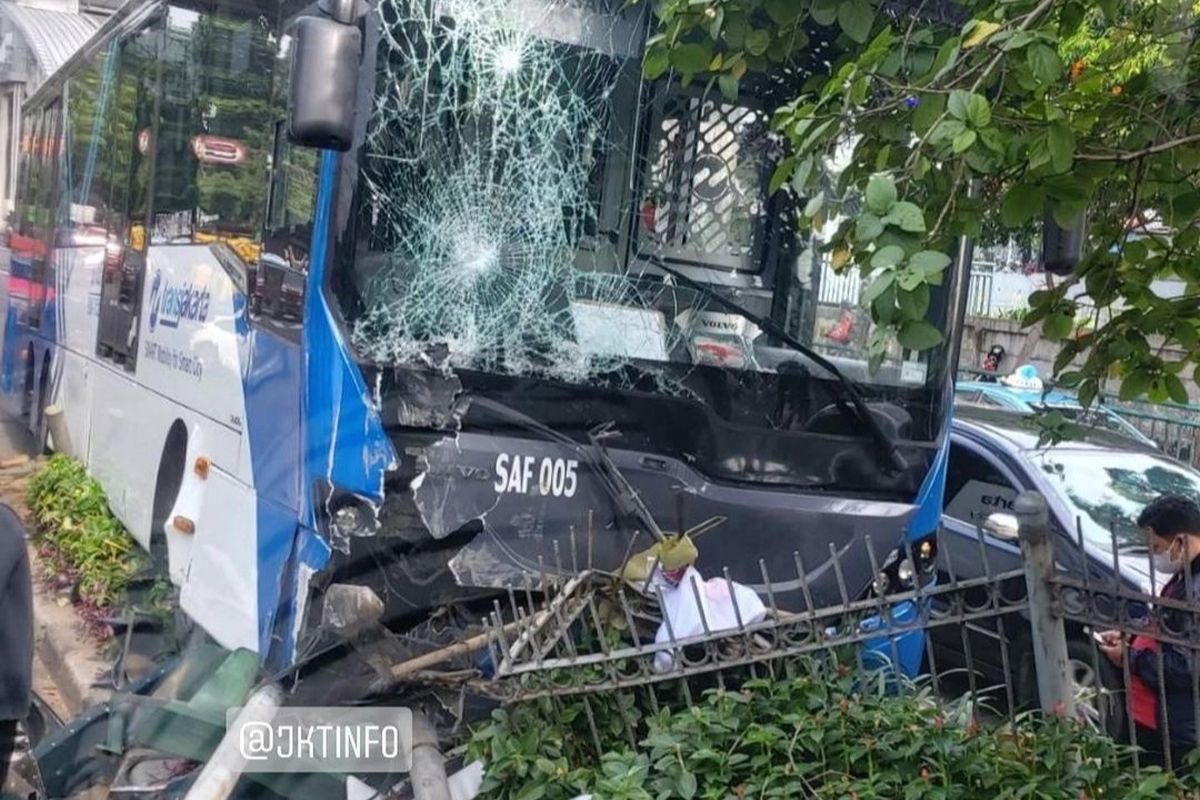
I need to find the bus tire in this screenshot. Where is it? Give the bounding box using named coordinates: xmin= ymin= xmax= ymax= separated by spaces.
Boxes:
xmin=149 ymin=421 xmax=188 ymax=576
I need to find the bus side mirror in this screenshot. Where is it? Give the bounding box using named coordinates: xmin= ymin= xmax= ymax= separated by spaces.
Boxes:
xmin=288 ymin=15 xmax=361 ymax=151
xmin=1041 ymin=209 xmax=1087 ymax=276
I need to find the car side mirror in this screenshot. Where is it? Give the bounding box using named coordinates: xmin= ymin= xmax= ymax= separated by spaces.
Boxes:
xmin=983 ymin=512 xmax=1020 ymax=540
xmin=1041 ymin=209 xmax=1087 ymax=276
xmin=288 ymin=15 xmax=361 ymax=151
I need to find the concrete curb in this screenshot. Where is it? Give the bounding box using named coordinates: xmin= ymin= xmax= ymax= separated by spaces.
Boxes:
xmin=29 ymin=548 xmax=112 ymax=717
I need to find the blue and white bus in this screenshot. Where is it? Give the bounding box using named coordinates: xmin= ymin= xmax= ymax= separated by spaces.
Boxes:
xmin=1 ymin=0 xmax=967 ymax=678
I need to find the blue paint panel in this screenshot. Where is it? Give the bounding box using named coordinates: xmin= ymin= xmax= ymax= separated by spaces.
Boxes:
xmin=235 ymin=285 xmax=307 ymax=655
xmin=299 ymin=151 xmax=395 ymax=526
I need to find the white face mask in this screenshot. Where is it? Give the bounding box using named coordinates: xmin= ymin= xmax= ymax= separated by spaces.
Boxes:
xmin=1152 ymin=541 xmax=1183 ymax=576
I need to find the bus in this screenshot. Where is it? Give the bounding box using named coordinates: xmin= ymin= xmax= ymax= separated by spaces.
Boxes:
xmin=3 ymin=0 xmax=966 ymax=709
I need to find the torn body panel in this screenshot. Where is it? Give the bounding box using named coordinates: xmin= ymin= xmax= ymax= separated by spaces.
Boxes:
xmin=408 ymin=428 xmax=919 ymax=612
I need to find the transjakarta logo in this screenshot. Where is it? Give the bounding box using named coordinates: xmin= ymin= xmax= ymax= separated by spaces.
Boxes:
xmin=148 ymin=270 xmax=211 ymax=332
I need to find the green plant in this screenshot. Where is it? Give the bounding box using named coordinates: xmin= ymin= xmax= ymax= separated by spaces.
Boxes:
xmin=467 ymin=657 xmax=1200 ymax=800
xmin=636 ymin=0 xmax=1200 ymax=404
xmin=27 ymin=454 xmax=147 ymax=609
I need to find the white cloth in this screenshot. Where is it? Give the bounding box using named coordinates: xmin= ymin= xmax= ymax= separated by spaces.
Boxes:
xmin=652 ymin=567 xmax=767 ymax=672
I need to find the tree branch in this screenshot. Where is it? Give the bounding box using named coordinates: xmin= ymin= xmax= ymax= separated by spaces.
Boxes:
xmin=1077 ymin=133 xmax=1200 ymax=162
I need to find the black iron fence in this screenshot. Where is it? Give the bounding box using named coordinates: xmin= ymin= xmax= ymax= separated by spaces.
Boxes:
xmin=474 ymin=492 xmax=1200 ymax=779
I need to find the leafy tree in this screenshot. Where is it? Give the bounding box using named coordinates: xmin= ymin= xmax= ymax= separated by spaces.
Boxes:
xmin=639 ymin=0 xmax=1200 ymax=404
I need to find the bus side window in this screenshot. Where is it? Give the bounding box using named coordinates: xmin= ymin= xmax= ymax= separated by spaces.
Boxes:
xmin=95 ymin=26 xmax=157 ymax=369
xmin=254 ymin=117 xmax=316 ymax=340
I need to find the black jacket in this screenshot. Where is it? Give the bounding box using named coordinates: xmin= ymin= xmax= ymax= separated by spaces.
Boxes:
xmin=1131 ymin=555 xmax=1200 ymax=748
xmin=0 ymin=503 xmax=32 ymax=721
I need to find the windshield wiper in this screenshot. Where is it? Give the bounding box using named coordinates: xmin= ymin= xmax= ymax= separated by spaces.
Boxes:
xmin=645 ymin=257 xmax=908 ymax=475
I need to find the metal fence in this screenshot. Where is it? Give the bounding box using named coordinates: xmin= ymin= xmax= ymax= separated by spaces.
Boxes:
xmin=817 ymin=257 xmax=1004 ymax=318
xmin=1111 ymin=404 xmax=1200 ymax=468
xmin=471 ymin=492 xmax=1200 ymax=779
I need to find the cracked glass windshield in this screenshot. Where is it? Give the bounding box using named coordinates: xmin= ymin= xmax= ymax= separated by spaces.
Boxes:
xmin=331 ymin=0 xmax=956 ymax=456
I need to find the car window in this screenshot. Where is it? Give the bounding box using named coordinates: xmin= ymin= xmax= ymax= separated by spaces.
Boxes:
xmin=1031 ymin=449 xmax=1200 ymax=548
xmin=944 ymin=442 xmax=1019 ymax=526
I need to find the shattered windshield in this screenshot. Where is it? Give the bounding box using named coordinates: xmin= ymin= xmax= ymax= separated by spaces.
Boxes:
xmin=330 ymin=0 xmax=953 ymax=443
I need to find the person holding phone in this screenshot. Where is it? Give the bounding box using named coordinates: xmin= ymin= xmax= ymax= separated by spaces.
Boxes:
xmin=0 ymin=503 xmax=32 ymax=794
xmin=1098 ymin=495 xmax=1200 ymax=770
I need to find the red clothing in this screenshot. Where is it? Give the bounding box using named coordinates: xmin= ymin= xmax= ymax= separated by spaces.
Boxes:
xmin=1130 ymin=633 xmax=1160 ymax=729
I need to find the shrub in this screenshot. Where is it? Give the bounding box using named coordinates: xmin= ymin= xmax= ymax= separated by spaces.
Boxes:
xmin=26 ymin=454 xmax=145 ymax=610
xmin=466 ymin=659 xmax=1200 ymax=800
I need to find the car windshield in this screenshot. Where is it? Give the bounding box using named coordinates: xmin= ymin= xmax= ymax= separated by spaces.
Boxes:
xmin=329 ymin=0 xmax=956 ymax=444
xmin=1028 ymin=449 xmax=1200 ymax=548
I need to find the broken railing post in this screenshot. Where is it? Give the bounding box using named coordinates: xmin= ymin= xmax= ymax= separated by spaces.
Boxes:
xmin=410 ymin=711 xmax=452 ymax=800
xmin=183 ymin=683 xmax=283 ymax=800
xmin=1016 ymin=491 xmax=1075 ymax=719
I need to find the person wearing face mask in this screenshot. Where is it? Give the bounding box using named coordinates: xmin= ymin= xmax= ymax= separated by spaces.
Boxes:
xmin=1098 ymin=494 xmax=1200 ymax=770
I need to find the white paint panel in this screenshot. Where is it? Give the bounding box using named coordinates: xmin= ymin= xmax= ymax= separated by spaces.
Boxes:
xmin=179 ymin=461 xmax=259 ymax=652
xmin=86 ymin=365 xmax=242 ymax=552
xmin=137 ymin=246 xmax=248 ymax=440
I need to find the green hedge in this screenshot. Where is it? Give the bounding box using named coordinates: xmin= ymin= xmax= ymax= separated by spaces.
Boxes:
xmin=467 ymin=660 xmax=1200 ymax=800
xmin=27 ymin=454 xmax=145 ymax=608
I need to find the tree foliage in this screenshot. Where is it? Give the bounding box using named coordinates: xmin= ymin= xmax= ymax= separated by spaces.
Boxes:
xmin=640 ymin=0 xmax=1200 ymax=404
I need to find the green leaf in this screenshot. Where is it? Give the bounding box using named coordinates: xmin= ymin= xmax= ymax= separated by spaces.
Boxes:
xmin=873 ymin=281 xmax=897 ymax=322
xmin=948 ymin=91 xmax=990 ymax=128
xmin=1166 ymin=374 xmax=1190 ymax=405
xmin=1120 ymin=370 xmax=1153 ymax=401
xmin=769 ymin=157 xmax=795 ymax=195
xmin=837 ymin=0 xmax=874 ymax=43
xmin=898 ymin=283 xmax=931 ymax=318
xmin=766 ymin=0 xmax=803 ymax=24
xmin=746 ymin=29 xmax=771 ymax=57
xmin=718 ymin=73 xmax=739 ymax=102
xmin=856 ymin=213 xmax=885 ymax=243
xmin=911 ymin=93 xmax=945 ymax=135
xmin=811 ymin=0 xmax=838 ymax=26
xmin=863 ymin=270 xmax=895 ymax=304
xmin=1000 ymin=184 xmax=1045 ymax=227
xmin=870 ymin=245 xmax=906 ymax=268
xmin=1044 ymin=312 xmax=1075 ymax=341
xmin=948 ymin=90 xmax=971 ymax=120
xmin=1027 ymin=43 xmax=1063 ymax=83
xmin=644 ymin=44 xmax=670 ymax=80
xmin=677 ymin=770 xmax=697 ymax=800
xmin=1078 ymin=379 xmax=1098 ymax=409
xmin=965 ymin=94 xmax=991 ymax=128
xmin=669 ymin=42 xmax=715 ymax=75
xmin=1047 ymin=123 xmax=1075 ymax=173
xmin=804 ymin=192 xmax=825 ymax=219
xmin=952 ymin=128 xmax=977 ymax=153
xmin=910 ymin=250 xmax=951 ymax=278
xmin=924 ymin=36 xmax=961 ymax=82
xmin=791 ymin=156 xmax=814 ymax=193
xmin=896 ymin=266 xmax=924 ymax=291
xmin=865 ymin=174 xmax=897 ymax=214
xmin=886 ymin=201 xmax=926 ymax=233
xmin=898 ymin=320 xmax=943 ymax=350
xmin=931 ymin=118 xmax=967 ymax=144
xmin=962 ymin=20 xmax=1001 ymax=49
